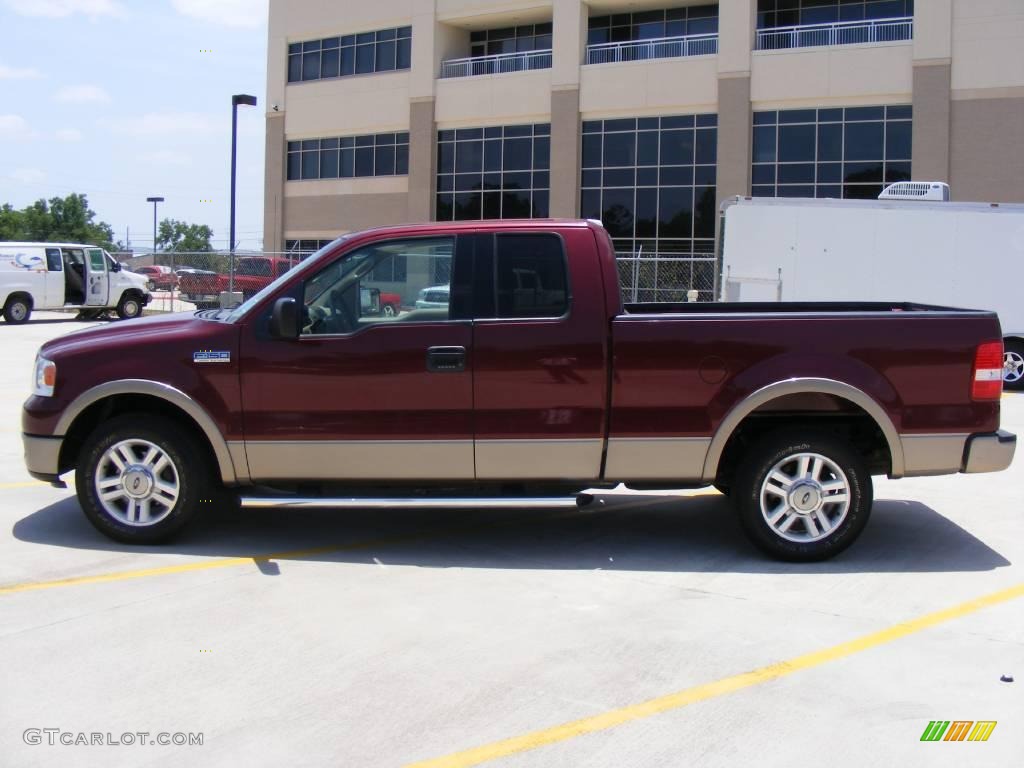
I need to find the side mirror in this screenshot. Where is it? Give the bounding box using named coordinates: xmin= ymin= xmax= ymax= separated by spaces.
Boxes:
xmin=111 ymin=261 xmax=122 ymax=272
xmin=269 ymin=297 xmax=300 ymax=339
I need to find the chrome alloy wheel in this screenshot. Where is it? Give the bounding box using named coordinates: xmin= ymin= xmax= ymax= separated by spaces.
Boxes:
xmin=760 ymin=452 xmax=851 ymax=543
xmin=9 ymin=301 xmax=28 ymax=322
xmin=1004 ymin=349 xmax=1024 ymax=385
xmin=94 ymin=439 xmax=180 ymax=526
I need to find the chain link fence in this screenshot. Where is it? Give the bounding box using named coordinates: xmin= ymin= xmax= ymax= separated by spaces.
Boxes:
xmin=114 ymin=245 xmax=721 ymax=313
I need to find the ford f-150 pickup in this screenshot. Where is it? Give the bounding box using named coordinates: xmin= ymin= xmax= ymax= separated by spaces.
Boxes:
xmin=22 ymin=220 xmax=1016 ymax=560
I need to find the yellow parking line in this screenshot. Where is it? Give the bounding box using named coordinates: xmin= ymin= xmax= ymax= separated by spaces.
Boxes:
xmin=0 ymin=481 xmax=47 ymax=491
xmin=403 ymin=581 xmax=1024 ymax=768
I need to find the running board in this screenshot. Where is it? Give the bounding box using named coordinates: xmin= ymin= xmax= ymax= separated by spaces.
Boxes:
xmin=238 ymin=495 xmax=593 ymax=510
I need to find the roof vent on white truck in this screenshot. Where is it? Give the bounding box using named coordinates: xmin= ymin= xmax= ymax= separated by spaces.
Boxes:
xmin=878 ymin=181 xmax=951 ymax=201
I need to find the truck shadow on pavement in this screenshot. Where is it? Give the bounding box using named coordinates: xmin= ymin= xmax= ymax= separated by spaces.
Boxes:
xmin=13 ymin=492 xmax=1010 ymax=575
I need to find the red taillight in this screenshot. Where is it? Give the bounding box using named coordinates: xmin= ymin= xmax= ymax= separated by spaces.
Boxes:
xmin=972 ymin=341 xmax=1003 ymax=400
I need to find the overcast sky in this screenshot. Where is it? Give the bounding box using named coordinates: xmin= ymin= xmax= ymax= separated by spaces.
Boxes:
xmin=0 ymin=0 xmax=268 ymax=251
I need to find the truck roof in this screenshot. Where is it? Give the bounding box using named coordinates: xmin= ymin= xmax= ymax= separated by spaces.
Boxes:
xmin=0 ymin=241 xmax=110 ymax=249
xmin=334 ymin=219 xmax=597 ymax=241
xmin=721 ymin=196 xmax=1024 ymax=215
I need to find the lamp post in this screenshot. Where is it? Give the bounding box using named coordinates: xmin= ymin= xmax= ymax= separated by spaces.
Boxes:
xmin=146 ymin=196 xmax=164 ymax=260
xmin=228 ymin=94 xmax=258 ymax=297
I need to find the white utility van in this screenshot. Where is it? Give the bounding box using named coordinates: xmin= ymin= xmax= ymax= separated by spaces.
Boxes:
xmin=719 ymin=189 xmax=1024 ymax=389
xmin=0 ymin=242 xmax=151 ymax=324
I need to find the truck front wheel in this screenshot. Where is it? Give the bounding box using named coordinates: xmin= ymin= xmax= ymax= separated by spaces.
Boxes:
xmin=1004 ymin=340 xmax=1024 ymax=392
xmin=732 ymin=430 xmax=872 ymax=562
xmin=76 ymin=415 xmax=214 ymax=543
xmin=116 ymin=292 xmax=143 ymax=320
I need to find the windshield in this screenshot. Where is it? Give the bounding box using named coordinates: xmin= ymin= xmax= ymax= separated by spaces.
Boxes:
xmin=223 ymin=235 xmax=354 ymax=322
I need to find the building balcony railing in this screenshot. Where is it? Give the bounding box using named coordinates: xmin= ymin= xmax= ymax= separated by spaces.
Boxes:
xmin=585 ymin=33 xmax=718 ymax=65
xmin=755 ymin=16 xmax=913 ymax=51
xmin=440 ymin=49 xmax=552 ymax=79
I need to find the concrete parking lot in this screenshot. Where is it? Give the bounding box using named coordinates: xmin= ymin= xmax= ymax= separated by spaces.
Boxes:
xmin=0 ymin=312 xmax=1021 ymax=767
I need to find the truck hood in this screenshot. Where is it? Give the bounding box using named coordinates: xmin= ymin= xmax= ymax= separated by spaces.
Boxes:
xmin=40 ymin=312 xmax=229 ymax=359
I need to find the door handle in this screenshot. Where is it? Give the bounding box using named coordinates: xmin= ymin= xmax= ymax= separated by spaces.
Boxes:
xmin=426 ymin=346 xmax=466 ymax=373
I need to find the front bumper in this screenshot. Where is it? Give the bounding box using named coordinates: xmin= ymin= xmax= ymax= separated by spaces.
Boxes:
xmin=963 ymin=430 xmax=1016 ymax=473
xmin=23 ymin=433 xmax=63 ymax=483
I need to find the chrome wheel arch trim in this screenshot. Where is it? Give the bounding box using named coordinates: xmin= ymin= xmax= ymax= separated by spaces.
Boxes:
xmin=55 ymin=379 xmax=240 ymax=484
xmin=701 ymin=377 xmax=904 ymax=481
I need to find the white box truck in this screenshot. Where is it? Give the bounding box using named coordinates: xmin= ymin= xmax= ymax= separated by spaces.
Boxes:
xmin=719 ymin=191 xmax=1024 ymax=389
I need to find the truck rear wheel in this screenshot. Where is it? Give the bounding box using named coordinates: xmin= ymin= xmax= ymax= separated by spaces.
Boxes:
xmin=732 ymin=430 xmax=872 ymax=562
xmin=1004 ymin=340 xmax=1024 ymax=391
xmin=76 ymin=415 xmax=214 ymax=543
xmin=3 ymin=295 xmax=32 ymax=324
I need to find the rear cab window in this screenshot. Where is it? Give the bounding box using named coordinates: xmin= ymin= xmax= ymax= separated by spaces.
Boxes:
xmin=477 ymin=233 xmax=570 ymax=319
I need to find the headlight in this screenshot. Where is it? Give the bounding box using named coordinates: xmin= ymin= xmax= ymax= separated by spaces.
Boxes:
xmin=33 ymin=356 xmax=56 ymax=397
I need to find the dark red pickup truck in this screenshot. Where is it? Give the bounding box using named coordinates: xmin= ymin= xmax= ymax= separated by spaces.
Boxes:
xmin=23 ymin=220 xmax=1015 ymax=560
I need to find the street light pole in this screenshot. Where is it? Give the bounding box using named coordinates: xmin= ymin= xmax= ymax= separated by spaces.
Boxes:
xmin=229 ymin=94 xmax=257 ymax=297
xmin=146 ymin=196 xmax=164 ymax=259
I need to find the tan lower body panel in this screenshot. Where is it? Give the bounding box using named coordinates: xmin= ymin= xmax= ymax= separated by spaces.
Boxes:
xmin=603 ymin=437 xmax=711 ymax=482
xmin=900 ymin=433 xmax=969 ymax=477
xmin=244 ymin=440 xmax=474 ymax=481
xmin=474 ymin=439 xmax=603 ymax=480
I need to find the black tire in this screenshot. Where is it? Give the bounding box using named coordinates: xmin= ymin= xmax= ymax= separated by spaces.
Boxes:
xmin=3 ymin=295 xmax=32 ymax=324
xmin=116 ymin=292 xmax=143 ymax=320
xmin=732 ymin=430 xmax=872 ymax=562
xmin=76 ymin=415 xmax=215 ymax=544
xmin=1004 ymin=339 xmax=1024 ymax=392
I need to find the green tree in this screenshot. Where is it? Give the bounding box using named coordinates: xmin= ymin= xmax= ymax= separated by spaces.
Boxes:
xmin=0 ymin=193 xmax=115 ymax=248
xmin=157 ymin=219 xmax=214 ymax=252
xmin=0 ymin=204 xmax=24 ymax=240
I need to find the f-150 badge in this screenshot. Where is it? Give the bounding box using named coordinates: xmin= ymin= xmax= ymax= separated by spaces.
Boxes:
xmin=193 ymin=351 xmax=231 ymax=364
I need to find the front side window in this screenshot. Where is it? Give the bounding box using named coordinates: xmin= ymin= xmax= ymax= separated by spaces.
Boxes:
xmin=88 ymin=249 xmax=106 ymax=272
xmin=301 ymin=238 xmax=454 ymax=336
xmin=492 ymin=234 xmax=569 ymax=319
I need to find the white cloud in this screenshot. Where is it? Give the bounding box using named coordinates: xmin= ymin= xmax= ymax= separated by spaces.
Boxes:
xmin=100 ymin=111 xmax=221 ymax=139
xmin=8 ymin=168 xmax=46 ymax=184
xmin=142 ymin=150 xmax=193 ymax=168
xmin=55 ymin=128 xmax=83 ymax=142
xmin=0 ymin=63 xmax=43 ymax=80
xmin=170 ymin=0 xmax=267 ymax=28
xmin=54 ymin=84 xmax=111 ymax=104
xmin=0 ymin=114 xmax=35 ymax=141
xmin=4 ymin=0 xmax=123 ymax=18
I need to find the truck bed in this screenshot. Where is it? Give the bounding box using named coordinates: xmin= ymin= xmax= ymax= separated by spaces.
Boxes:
xmin=621 ymin=301 xmax=981 ymax=316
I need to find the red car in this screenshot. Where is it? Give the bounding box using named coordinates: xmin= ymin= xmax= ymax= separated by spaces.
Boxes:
xmin=131 ymin=265 xmax=177 ymax=291
xmin=178 ymin=255 xmax=402 ymax=314
xmin=23 ymin=220 xmax=1016 ymax=560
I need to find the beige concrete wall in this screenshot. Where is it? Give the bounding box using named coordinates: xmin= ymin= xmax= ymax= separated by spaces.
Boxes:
xmin=911 ymin=63 xmax=951 ymax=183
xmin=949 ymin=96 xmax=1024 ymax=202
xmin=549 ymin=87 xmax=580 ymax=217
xmin=751 ymin=44 xmax=913 ymax=107
xmin=951 ymin=0 xmax=1024 ymax=91
xmin=272 ymin=0 xmax=418 ymax=40
xmin=284 ymin=176 xmax=409 ymax=198
xmin=913 ymin=0 xmax=952 ymax=62
xmin=436 ymin=0 xmax=551 ymax=24
xmin=263 ymin=113 xmax=286 ymax=251
xmin=285 ymin=192 xmax=411 ymax=234
xmin=551 ymin=0 xmax=585 ymax=88
xmin=285 ymin=73 xmax=411 ymax=137
xmin=718 ymin=0 xmax=756 ymax=75
xmin=408 ymin=99 xmax=436 ymax=221
xmin=435 ymin=69 xmax=552 ymax=126
xmin=716 ymin=74 xmax=751 ymax=205
xmin=579 ymin=56 xmax=718 ymax=118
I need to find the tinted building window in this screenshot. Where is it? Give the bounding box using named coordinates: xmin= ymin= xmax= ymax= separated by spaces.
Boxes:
xmin=436 ymin=124 xmax=551 ymax=221
xmin=287 ymin=132 xmax=410 ymax=181
xmin=580 ymin=114 xmax=718 ymax=260
xmin=288 ymin=27 xmax=412 ymax=83
xmin=588 ymin=5 xmax=719 ymax=45
xmin=757 ymin=0 xmax=913 ymax=28
xmin=752 ymin=105 xmax=911 ymax=200
xmin=470 ymin=24 xmax=553 ymax=57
